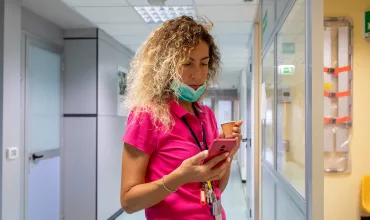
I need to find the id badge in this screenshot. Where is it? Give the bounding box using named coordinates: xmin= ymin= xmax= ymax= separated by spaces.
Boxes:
xmin=213 ymin=199 xmax=222 ymax=219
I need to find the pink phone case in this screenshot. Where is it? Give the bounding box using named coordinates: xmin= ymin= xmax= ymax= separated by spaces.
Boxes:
xmin=204 ymin=138 xmax=236 ymax=166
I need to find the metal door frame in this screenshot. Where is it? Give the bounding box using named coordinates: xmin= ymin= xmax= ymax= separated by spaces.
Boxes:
xmin=245 ymin=57 xmax=254 ymax=219
xmin=252 ymin=8 xmax=262 ymax=219
xmin=0 ymin=0 xmax=4 ymax=218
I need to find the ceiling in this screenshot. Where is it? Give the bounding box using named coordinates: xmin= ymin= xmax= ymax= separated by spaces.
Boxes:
xmin=59 ymin=0 xmax=259 ymax=88
xmin=21 ymin=0 xmax=94 ymax=29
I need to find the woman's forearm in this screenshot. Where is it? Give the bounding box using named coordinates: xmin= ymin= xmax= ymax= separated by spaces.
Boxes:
xmin=121 ymin=170 xmax=185 ymax=214
xmin=218 ymin=168 xmax=231 ymax=192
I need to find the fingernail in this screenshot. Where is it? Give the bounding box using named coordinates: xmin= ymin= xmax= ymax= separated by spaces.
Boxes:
xmin=227 ymin=157 xmax=231 ymax=162
xmin=204 ymin=150 xmax=208 ymax=156
xmin=225 ymin=153 xmax=229 ymax=157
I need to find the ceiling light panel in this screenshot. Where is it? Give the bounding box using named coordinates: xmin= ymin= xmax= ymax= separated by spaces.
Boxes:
xmin=134 ymin=6 xmax=196 ymax=23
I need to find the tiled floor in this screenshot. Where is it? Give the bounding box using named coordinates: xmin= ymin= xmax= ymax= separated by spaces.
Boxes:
xmin=117 ymin=161 xmax=248 ymax=220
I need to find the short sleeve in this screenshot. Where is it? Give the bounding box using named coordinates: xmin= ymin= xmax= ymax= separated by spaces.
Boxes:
xmin=122 ymin=111 xmax=158 ymax=156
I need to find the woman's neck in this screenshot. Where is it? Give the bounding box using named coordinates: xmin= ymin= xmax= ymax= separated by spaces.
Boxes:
xmin=179 ymin=100 xmax=195 ymax=114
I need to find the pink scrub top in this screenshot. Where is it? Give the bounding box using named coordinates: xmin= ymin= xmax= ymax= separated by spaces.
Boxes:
xmin=122 ymin=100 xmax=226 ymax=220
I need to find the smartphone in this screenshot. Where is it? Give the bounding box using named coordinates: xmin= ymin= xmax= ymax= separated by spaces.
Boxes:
xmin=203 ymin=138 xmax=236 ymax=167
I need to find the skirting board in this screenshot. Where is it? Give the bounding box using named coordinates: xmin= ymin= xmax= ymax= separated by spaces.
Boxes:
xmin=107 ymin=208 xmax=124 ymax=220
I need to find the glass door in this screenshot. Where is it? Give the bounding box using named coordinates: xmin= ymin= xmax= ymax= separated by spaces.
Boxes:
xmin=259 ymin=0 xmax=324 ymax=219
xmin=23 ymin=35 xmax=62 ymax=220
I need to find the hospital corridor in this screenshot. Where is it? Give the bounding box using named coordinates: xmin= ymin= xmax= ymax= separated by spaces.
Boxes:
xmin=1 ymin=0 xmax=370 ymax=220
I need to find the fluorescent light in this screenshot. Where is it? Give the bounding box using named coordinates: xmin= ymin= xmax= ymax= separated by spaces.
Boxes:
xmin=134 ymin=6 xmax=196 ymax=24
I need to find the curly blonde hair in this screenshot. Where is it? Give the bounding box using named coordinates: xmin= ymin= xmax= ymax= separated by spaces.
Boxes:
xmin=124 ymin=16 xmax=221 ymax=130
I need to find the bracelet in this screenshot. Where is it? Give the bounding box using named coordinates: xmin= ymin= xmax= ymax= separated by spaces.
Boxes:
xmin=162 ymin=175 xmax=177 ymax=193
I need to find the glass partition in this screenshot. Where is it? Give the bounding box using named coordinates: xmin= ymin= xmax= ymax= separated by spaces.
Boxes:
xmin=259 ymin=0 xmax=324 ymax=219
xmin=262 ymin=0 xmax=276 ymax=48
xmin=277 ymin=0 xmax=290 ymax=20
xmin=262 ymin=43 xmax=275 ymax=165
xmin=276 ymin=0 xmax=306 ymax=197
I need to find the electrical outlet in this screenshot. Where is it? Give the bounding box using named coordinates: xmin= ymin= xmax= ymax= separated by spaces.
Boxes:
xmin=6 ymin=147 xmax=19 ymax=160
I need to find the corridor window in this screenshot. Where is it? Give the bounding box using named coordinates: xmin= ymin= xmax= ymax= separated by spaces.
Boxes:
xmin=262 ymin=43 xmax=275 ymax=166
xmin=276 ymin=0 xmax=306 ymax=197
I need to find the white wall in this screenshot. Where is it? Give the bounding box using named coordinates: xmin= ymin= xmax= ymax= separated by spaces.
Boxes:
xmin=63 ymin=117 xmax=97 ymax=220
xmin=63 ymin=37 xmax=98 ymax=220
xmin=63 ymin=29 xmax=133 ymax=220
xmin=324 ymin=1 xmax=370 ymax=219
xmin=2 ymin=1 xmax=22 ymax=219
xmin=22 ymin=7 xmax=64 ymax=46
xmin=63 ymin=39 xmax=97 ymax=114
xmin=2 ymin=1 xmax=64 ymax=219
xmin=97 ymin=30 xmax=132 ymax=219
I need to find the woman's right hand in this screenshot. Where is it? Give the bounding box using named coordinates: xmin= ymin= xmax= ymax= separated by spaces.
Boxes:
xmin=174 ymin=150 xmax=231 ymax=184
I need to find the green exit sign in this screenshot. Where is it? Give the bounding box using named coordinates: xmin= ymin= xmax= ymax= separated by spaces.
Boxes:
xmin=365 ymin=11 xmax=370 ymax=39
xmin=278 ymin=65 xmax=295 ymax=75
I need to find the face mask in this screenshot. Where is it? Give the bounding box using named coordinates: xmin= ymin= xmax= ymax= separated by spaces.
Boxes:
xmin=171 ymin=80 xmax=206 ymax=102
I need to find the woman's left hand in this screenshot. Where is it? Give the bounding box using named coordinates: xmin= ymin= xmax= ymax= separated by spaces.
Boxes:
xmin=219 ymin=120 xmax=243 ymax=160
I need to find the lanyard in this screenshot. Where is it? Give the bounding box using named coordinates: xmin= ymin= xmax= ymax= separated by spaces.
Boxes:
xmin=181 ymin=117 xmax=208 ymax=151
xmin=181 ymin=116 xmax=216 ymax=209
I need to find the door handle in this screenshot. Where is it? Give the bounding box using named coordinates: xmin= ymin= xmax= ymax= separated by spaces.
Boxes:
xmin=31 ymin=153 xmax=44 ymax=161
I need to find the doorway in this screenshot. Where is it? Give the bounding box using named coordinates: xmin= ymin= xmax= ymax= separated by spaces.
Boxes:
xmin=21 ymin=34 xmax=62 ymax=220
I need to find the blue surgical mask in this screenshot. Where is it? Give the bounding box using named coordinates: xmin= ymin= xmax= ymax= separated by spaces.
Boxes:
xmin=171 ymin=80 xmax=206 ymax=102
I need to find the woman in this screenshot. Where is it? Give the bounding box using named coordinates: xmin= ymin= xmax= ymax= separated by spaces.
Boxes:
xmin=120 ymin=16 xmax=243 ymax=220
